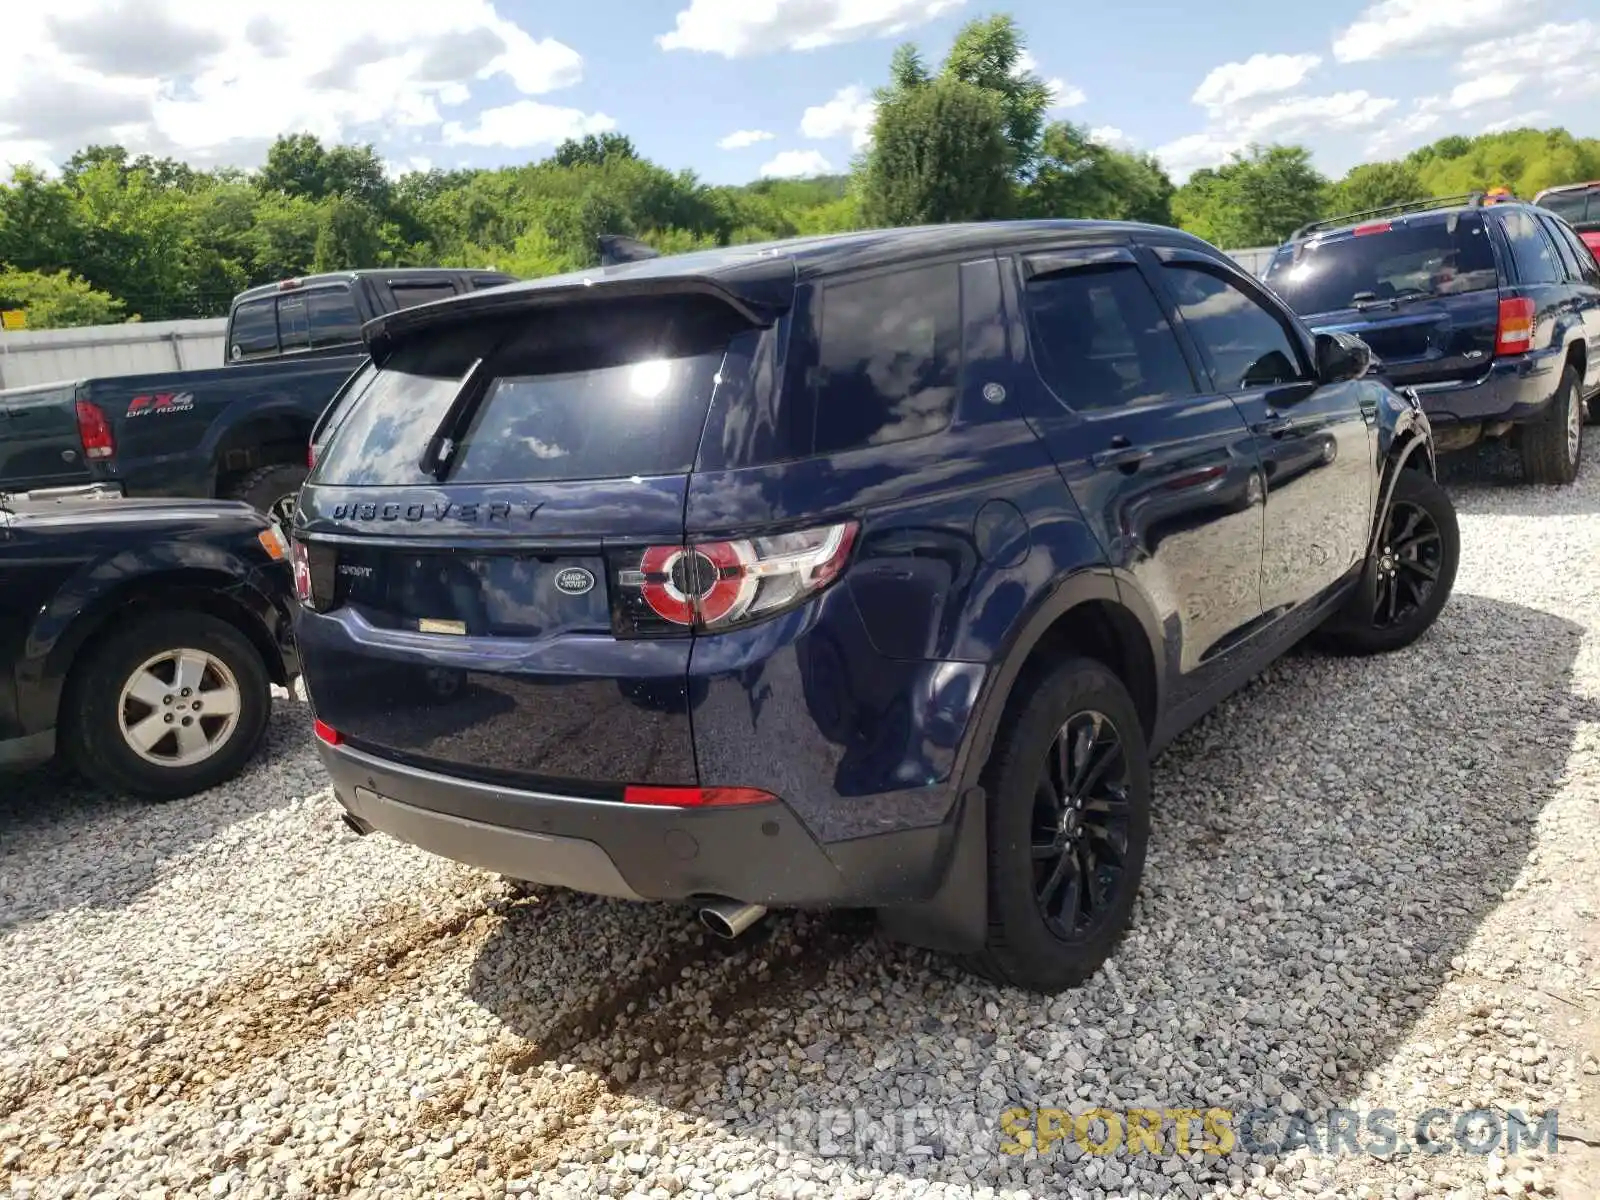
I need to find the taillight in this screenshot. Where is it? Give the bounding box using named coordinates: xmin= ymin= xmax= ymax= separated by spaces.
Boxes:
xmin=291 ymin=539 xmax=314 ymax=605
xmin=611 ymin=520 xmax=858 ymax=636
xmin=307 ymin=442 xmax=317 ymax=469
xmin=622 ymin=785 xmax=775 ymax=807
xmin=75 ymin=400 xmax=114 ymax=460
xmin=1496 ymin=296 xmax=1535 ymax=356
xmin=312 ymin=719 xmax=341 ymax=746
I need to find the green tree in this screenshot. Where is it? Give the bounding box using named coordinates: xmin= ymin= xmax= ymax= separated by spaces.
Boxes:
xmin=0 ymin=267 xmax=128 ymax=328
xmin=1328 ymin=161 xmax=1429 ymax=216
xmin=1024 ymin=122 xmax=1174 ymax=223
xmin=861 ymin=76 xmax=1014 ymax=225
xmin=551 ymin=133 xmax=639 ymax=169
xmin=939 ymin=14 xmax=1053 ymax=176
xmin=1172 ymin=144 xmax=1328 ymax=247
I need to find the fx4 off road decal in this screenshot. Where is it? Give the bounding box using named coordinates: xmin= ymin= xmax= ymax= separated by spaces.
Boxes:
xmin=126 ymin=392 xmax=196 ymax=417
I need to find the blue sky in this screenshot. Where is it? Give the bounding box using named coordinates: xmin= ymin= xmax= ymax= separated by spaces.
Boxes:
xmin=2 ymin=0 xmax=1598 ymax=186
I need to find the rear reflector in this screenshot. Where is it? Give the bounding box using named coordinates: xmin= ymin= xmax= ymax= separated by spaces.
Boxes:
xmin=312 ymin=719 xmax=342 ymax=746
xmin=1352 ymin=221 xmax=1393 ymax=236
xmin=622 ymin=785 xmax=776 ymax=808
xmin=1496 ymin=296 xmax=1535 ymax=356
xmin=75 ymin=400 xmax=115 ymax=460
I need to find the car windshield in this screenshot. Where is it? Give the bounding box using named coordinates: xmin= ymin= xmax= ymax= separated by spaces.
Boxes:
xmin=1262 ymin=213 xmax=1499 ymax=316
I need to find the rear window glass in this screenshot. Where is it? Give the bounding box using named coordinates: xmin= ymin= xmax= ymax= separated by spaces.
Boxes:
xmin=306 ymin=288 xmax=362 ymax=347
xmin=310 ymin=297 xmax=746 ymax=486
xmin=229 ymin=299 xmax=278 ymax=360
xmin=1538 ymin=190 xmax=1595 ymax=225
xmin=1263 ymin=213 xmax=1498 ymax=316
xmin=390 ymin=282 xmax=459 ymax=309
xmin=812 ymin=263 xmax=961 ymax=454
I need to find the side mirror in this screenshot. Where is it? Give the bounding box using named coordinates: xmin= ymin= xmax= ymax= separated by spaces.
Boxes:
xmin=1315 ymin=331 xmax=1373 ymax=384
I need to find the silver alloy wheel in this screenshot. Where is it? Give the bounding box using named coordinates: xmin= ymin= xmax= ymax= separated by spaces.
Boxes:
xmin=118 ymin=649 xmax=243 ymax=768
xmin=1568 ymin=386 xmax=1582 ymax=465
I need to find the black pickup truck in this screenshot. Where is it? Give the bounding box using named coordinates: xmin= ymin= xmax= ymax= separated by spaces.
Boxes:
xmin=0 ymin=268 xmax=516 ymax=527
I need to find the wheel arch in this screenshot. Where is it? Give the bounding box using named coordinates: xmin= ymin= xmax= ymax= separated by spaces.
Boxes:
xmin=205 ymin=403 xmax=316 ymax=496
xmin=47 ymin=572 xmax=290 ymax=733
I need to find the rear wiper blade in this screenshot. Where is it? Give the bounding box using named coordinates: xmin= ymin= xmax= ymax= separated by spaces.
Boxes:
xmin=418 ymin=356 xmax=494 ymax=481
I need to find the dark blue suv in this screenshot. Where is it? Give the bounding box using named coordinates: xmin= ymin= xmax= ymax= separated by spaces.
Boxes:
xmin=291 ymin=221 xmax=1458 ymax=993
xmin=1262 ymin=194 xmax=1600 ymax=485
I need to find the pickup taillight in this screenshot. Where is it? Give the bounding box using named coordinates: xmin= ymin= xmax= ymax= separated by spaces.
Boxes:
xmin=75 ymin=400 xmax=115 ymax=460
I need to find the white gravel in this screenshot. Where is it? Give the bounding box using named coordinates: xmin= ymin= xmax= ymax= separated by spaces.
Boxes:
xmin=3 ymin=441 xmax=1599 ymax=1200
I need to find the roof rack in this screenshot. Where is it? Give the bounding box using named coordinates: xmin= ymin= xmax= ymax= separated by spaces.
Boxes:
xmin=1290 ymin=192 xmax=1488 ymax=242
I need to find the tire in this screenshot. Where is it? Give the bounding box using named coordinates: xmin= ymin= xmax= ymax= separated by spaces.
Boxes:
xmin=226 ymin=463 xmax=308 ymax=531
xmin=966 ymin=657 xmax=1152 ymax=993
xmin=1519 ymin=365 xmax=1583 ymax=486
xmin=1318 ymin=468 xmax=1460 ymax=657
xmin=63 ymin=611 xmax=273 ymax=801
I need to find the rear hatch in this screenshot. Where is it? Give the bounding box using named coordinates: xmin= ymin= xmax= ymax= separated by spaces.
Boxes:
xmin=294 ymin=293 xmax=762 ymax=792
xmin=0 ymin=381 xmax=93 ymax=493
xmin=1262 ymin=210 xmax=1502 ymax=386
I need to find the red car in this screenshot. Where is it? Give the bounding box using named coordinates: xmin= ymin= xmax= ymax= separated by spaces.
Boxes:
xmin=1533 ymin=181 xmax=1600 ymax=256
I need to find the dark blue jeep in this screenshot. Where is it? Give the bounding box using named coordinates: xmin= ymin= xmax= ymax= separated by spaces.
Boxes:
xmin=291 ymin=221 xmax=1458 ymax=992
xmin=1262 ymin=194 xmax=1600 ymax=485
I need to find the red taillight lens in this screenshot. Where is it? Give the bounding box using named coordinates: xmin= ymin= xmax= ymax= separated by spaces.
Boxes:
xmin=307 ymin=442 xmax=316 ymax=469
xmin=1496 ymin=296 xmax=1535 ymax=356
xmin=312 ymin=718 xmax=341 ymax=746
xmin=290 ymin=539 xmax=313 ymax=604
xmin=613 ymin=520 xmax=858 ymax=636
xmin=75 ymin=400 xmax=115 ymax=460
xmin=622 ymin=785 xmax=775 ymax=807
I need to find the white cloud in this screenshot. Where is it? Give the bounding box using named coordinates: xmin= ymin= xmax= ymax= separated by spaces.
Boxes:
xmin=443 ymin=101 xmax=615 ymax=149
xmin=1156 ymin=89 xmax=1395 ymax=180
xmin=1484 ymin=111 xmax=1550 ymax=134
xmin=1448 ymin=72 xmax=1522 ymax=109
xmin=1459 ymin=20 xmax=1600 ymax=103
xmin=0 ymin=0 xmax=594 ymax=172
xmin=718 ymin=129 xmax=774 ymax=150
xmin=759 ymin=148 xmax=832 ymax=178
xmin=801 ymin=85 xmax=877 ymax=150
xmin=1046 ymin=79 xmax=1087 ymax=110
xmin=1333 ymin=0 xmax=1526 ymax=63
xmin=1089 ymin=125 xmax=1133 ymax=149
xmin=658 ymin=0 xmax=964 ymax=58
xmin=1192 ymin=53 xmax=1321 ymax=113
xmin=1153 ymin=131 xmax=1247 ymax=181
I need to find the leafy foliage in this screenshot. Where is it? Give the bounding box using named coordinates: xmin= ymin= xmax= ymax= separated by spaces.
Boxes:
xmin=3 ymin=11 xmax=1600 ymax=329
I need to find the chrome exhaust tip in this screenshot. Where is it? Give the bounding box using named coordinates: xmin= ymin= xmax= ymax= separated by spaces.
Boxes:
xmin=697 ymin=899 xmax=768 ymax=940
xmin=340 ymin=812 xmax=371 ymax=836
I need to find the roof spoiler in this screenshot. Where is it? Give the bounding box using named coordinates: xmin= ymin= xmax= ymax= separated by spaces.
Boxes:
xmin=597 ymin=234 xmax=661 ymax=266
xmin=1290 ymin=192 xmax=1489 ymax=242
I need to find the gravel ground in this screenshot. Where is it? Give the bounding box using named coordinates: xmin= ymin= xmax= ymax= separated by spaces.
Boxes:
xmin=3 ymin=442 xmax=1600 ymax=1200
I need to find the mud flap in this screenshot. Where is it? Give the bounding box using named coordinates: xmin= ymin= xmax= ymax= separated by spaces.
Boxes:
xmin=874 ymin=785 xmax=988 ymax=953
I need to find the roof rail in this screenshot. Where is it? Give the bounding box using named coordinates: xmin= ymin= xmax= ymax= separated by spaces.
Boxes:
xmin=597 ymin=234 xmax=661 ymax=266
xmin=1290 ymin=192 xmax=1487 ymax=242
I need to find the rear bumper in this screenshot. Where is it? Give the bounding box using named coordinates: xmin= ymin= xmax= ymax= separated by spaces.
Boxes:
xmin=318 ymin=738 xmax=954 ymax=907
xmin=1409 ymin=353 xmax=1561 ymax=428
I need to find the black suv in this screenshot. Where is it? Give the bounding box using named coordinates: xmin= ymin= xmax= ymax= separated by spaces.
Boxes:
xmin=1262 ymin=194 xmax=1600 ymax=485
xmin=292 ymin=221 xmax=1458 ymax=992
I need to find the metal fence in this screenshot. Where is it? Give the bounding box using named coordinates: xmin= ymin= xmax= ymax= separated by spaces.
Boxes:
xmin=0 ymin=245 xmax=1279 ymax=391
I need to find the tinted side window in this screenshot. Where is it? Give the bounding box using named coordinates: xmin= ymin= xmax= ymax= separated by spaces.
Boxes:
xmin=390 ymin=282 xmax=460 ymax=309
xmin=1164 ymin=265 xmax=1307 ymax=390
xmin=1023 ymin=263 xmax=1195 ymax=410
xmin=278 ymin=296 xmax=311 ymax=352
xmin=813 ymin=264 xmax=961 ymax=454
xmin=1551 ymin=219 xmax=1600 ymax=286
xmin=1500 ymin=209 xmax=1561 ymax=285
xmin=306 ymin=288 xmax=363 ymax=347
xmin=1538 ymin=215 xmax=1583 ymax=282
xmin=229 ymin=299 xmax=279 ymax=360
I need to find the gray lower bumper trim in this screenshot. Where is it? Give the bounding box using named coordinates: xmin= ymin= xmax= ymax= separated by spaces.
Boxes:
xmin=348 ymin=786 xmax=644 ymax=900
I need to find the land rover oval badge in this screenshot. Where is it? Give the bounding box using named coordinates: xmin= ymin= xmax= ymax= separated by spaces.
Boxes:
xmin=555 ymin=567 xmax=595 ymax=596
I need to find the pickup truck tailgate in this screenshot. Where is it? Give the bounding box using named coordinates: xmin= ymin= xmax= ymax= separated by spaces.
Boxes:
xmin=0 ymin=382 xmax=91 ymax=492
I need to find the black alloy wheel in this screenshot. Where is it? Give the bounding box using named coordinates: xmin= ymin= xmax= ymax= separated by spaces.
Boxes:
xmin=1031 ymin=710 xmax=1134 ymax=941
xmin=1370 ymin=498 xmax=1445 ymax=631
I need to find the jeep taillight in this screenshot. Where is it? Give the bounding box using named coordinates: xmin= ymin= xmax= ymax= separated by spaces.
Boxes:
xmin=291 ymin=539 xmax=313 ymax=604
xmin=1496 ymin=296 xmax=1535 ymax=356
xmin=611 ymin=520 xmax=858 ymax=636
xmin=75 ymin=400 xmax=114 ymax=460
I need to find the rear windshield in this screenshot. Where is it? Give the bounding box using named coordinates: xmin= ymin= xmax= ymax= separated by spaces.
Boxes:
xmin=309 ymin=297 xmax=746 ymax=486
xmin=1538 ymin=190 xmax=1596 ymax=225
xmin=1263 ymin=213 xmax=1498 ymax=316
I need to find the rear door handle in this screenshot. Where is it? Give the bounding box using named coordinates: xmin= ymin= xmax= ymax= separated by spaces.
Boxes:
xmin=1092 ymin=443 xmax=1153 ymax=470
xmin=1251 ymin=413 xmax=1295 ymax=436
